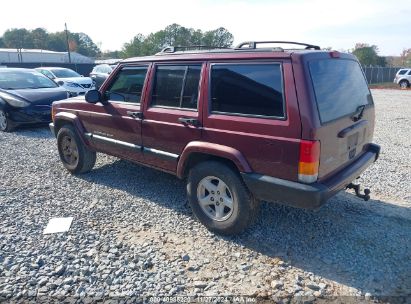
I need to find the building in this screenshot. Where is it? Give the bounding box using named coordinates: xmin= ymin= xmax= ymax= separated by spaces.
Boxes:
xmin=0 ymin=48 xmax=94 ymax=64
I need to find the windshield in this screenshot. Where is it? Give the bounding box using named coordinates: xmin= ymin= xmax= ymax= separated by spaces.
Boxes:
xmin=100 ymin=65 xmax=113 ymax=73
xmin=309 ymin=59 xmax=372 ymax=124
xmin=50 ymin=68 xmax=81 ymax=78
xmin=0 ymin=70 xmax=58 ymax=89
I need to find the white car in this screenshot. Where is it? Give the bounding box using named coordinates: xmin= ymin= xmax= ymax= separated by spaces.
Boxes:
xmin=35 ymin=67 xmax=95 ymax=96
xmin=393 ymin=68 xmax=411 ymax=89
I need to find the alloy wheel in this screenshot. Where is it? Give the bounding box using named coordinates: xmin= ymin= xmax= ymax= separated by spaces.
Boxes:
xmin=197 ymin=176 xmax=235 ymax=221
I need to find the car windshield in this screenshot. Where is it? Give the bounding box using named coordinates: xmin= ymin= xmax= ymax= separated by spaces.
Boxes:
xmin=0 ymin=70 xmax=58 ymax=89
xmin=50 ymin=68 xmax=81 ymax=78
xmin=100 ymin=65 xmax=113 ymax=73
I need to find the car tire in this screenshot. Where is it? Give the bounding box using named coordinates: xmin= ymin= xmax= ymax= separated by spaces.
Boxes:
xmin=187 ymin=161 xmax=259 ymax=235
xmin=0 ymin=109 xmax=15 ymax=132
xmin=399 ymin=80 xmax=409 ymax=89
xmin=57 ymin=124 xmax=96 ymax=174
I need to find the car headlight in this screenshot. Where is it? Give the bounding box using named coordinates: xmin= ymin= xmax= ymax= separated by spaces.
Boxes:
xmin=0 ymin=91 xmax=30 ymax=108
xmin=65 ymin=82 xmax=80 ymax=88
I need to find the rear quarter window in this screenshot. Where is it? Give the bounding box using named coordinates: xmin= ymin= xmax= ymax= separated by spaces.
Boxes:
xmin=309 ymin=59 xmax=372 ymax=124
xmin=210 ymin=63 xmax=285 ymax=118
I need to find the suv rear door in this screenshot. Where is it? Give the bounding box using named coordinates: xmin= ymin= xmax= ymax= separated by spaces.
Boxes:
xmin=141 ymin=63 xmax=204 ymax=172
xmin=295 ymin=52 xmax=375 ymax=180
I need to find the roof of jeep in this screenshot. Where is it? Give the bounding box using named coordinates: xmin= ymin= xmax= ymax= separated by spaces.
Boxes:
xmin=121 ymin=48 xmax=329 ymax=63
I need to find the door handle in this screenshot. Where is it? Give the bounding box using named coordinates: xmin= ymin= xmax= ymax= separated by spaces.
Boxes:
xmin=127 ymin=111 xmax=143 ymax=119
xmin=178 ymin=117 xmax=200 ymax=127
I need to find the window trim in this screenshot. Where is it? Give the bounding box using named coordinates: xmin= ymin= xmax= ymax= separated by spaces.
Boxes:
xmin=208 ymin=61 xmax=287 ymax=120
xmin=148 ymin=63 xmax=203 ymax=112
xmin=105 ymin=64 xmax=149 ymax=105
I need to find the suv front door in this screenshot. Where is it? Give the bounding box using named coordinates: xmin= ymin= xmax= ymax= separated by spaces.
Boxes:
xmin=142 ymin=63 xmax=204 ymax=172
xmin=80 ymin=65 xmax=150 ymax=163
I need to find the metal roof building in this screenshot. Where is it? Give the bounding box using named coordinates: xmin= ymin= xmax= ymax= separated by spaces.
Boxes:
xmin=0 ymin=48 xmax=94 ymax=64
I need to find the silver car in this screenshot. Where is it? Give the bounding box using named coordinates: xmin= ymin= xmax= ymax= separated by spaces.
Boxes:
xmin=393 ymin=68 xmax=411 ymax=89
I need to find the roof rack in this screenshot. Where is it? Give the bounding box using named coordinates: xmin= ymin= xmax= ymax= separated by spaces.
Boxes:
xmin=157 ymin=45 xmax=230 ymax=54
xmin=235 ymin=41 xmax=321 ymax=50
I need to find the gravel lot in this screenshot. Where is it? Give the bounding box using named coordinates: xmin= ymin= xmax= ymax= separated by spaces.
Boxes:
xmin=0 ymin=89 xmax=410 ymax=302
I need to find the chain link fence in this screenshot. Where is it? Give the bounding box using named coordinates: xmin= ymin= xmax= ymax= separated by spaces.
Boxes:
xmin=362 ymin=67 xmax=408 ymax=84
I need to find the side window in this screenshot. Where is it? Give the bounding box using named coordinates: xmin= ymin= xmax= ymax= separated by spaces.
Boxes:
xmin=151 ymin=64 xmax=202 ymax=110
xmin=105 ymin=66 xmax=148 ymax=103
xmin=408 ymin=70 xmax=411 ymax=75
xmin=210 ymin=63 xmax=285 ymax=118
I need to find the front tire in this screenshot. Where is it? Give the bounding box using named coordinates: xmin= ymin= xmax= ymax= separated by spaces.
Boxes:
xmin=57 ymin=124 xmax=96 ymax=174
xmin=0 ymin=110 xmax=15 ymax=132
xmin=187 ymin=161 xmax=259 ymax=235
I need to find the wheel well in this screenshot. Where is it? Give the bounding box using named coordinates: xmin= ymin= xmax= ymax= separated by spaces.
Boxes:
xmin=183 ymin=153 xmax=240 ymax=178
xmin=54 ymin=119 xmax=73 ymax=135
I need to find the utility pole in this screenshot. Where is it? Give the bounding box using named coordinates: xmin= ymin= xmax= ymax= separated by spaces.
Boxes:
xmin=65 ymin=23 xmax=72 ymax=63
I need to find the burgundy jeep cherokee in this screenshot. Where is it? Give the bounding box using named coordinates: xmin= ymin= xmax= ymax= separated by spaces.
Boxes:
xmin=50 ymin=41 xmax=380 ymax=235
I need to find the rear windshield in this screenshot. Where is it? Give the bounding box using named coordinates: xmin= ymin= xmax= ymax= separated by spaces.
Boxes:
xmin=309 ymin=59 xmax=372 ymax=124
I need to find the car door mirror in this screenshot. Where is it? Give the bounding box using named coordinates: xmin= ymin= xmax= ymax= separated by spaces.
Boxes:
xmin=85 ymin=89 xmax=105 ymax=104
xmin=57 ymin=80 xmax=64 ymax=86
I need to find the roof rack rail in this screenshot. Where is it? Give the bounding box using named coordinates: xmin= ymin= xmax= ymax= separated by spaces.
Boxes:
xmin=157 ymin=45 xmax=231 ymax=54
xmin=235 ymin=41 xmax=321 ymax=50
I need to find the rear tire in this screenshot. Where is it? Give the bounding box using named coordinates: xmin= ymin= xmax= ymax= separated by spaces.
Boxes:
xmin=0 ymin=110 xmax=15 ymax=132
xmin=187 ymin=161 xmax=259 ymax=235
xmin=57 ymin=124 xmax=96 ymax=174
xmin=399 ymin=80 xmax=409 ymax=89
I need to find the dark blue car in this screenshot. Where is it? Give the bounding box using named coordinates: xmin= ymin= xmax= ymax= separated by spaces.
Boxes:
xmin=0 ymin=68 xmax=69 ymax=132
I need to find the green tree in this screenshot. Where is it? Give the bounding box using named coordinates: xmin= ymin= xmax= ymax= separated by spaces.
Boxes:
xmin=202 ymin=27 xmax=233 ymax=48
xmin=0 ymin=37 xmax=4 ymax=48
xmin=31 ymin=28 xmax=48 ymax=49
xmin=122 ymin=34 xmax=146 ymax=58
xmin=121 ymin=24 xmax=234 ymax=57
xmin=352 ymin=43 xmax=386 ymax=67
xmin=71 ymin=32 xmax=100 ymax=57
xmin=3 ymin=28 xmax=34 ymax=49
xmin=46 ymin=32 xmax=67 ymax=52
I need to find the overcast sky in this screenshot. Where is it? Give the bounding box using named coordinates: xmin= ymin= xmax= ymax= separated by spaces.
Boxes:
xmin=1 ymin=0 xmax=409 ymax=56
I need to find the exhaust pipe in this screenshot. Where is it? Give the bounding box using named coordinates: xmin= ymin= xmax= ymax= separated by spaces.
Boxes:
xmin=347 ymin=183 xmax=370 ymax=201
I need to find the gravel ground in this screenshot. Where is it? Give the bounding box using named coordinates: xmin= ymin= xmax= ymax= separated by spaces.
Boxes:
xmin=0 ymin=89 xmax=410 ymax=302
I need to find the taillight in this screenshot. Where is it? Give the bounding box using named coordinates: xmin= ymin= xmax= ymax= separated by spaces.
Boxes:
xmin=298 ymin=140 xmax=320 ymax=183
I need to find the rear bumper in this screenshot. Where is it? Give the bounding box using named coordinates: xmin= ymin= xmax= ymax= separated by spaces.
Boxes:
xmin=242 ymin=143 xmax=380 ymax=209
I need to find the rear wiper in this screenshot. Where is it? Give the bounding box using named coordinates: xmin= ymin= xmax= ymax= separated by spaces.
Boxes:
xmin=351 ymin=105 xmax=366 ymax=122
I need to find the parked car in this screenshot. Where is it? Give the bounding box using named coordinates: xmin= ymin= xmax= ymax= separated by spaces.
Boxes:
xmin=0 ymin=68 xmax=69 ymax=132
xmin=89 ymin=64 xmax=116 ymax=89
xmin=35 ymin=67 xmax=95 ymax=96
xmin=49 ymin=41 xmax=380 ymax=235
xmin=393 ymin=68 xmax=411 ymax=88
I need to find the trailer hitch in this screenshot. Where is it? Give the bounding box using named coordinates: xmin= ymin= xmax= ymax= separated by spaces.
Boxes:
xmin=347 ymin=183 xmax=370 ymax=201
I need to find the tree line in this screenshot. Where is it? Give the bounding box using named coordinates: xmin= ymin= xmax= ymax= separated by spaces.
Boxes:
xmin=0 ymin=24 xmax=233 ymax=59
xmin=0 ymin=25 xmax=409 ymax=67
xmin=0 ymin=28 xmax=100 ymax=57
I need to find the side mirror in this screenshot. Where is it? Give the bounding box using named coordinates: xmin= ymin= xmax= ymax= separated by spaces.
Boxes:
xmin=85 ymin=90 xmax=105 ymax=104
xmin=57 ymin=80 xmax=64 ymax=86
